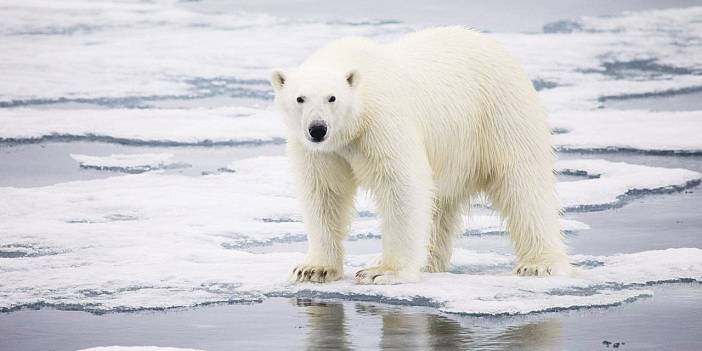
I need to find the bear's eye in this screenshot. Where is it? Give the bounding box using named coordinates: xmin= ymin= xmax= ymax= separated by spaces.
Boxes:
xmin=296 ymin=96 xmax=305 ymax=104
xmin=328 ymin=96 xmax=336 ymax=103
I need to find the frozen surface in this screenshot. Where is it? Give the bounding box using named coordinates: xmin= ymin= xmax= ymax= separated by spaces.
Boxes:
xmin=70 ymin=153 xmax=188 ymax=173
xmin=1 ymin=243 xmax=700 ymax=315
xmin=552 ymin=110 xmax=702 ymax=154
xmin=0 ymin=2 xmax=699 ymax=106
xmin=78 ymin=348 xmax=204 ymax=351
xmin=0 ymin=157 xmax=699 ymax=314
xmin=555 ymin=159 xmax=701 ymax=210
xmin=0 ymin=4 xmax=700 ymax=155
xmin=0 ymin=0 xmax=408 ymax=104
xmin=0 ymin=107 xmax=284 ymax=146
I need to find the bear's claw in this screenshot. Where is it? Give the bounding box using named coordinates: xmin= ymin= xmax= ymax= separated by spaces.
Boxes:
xmin=514 ymin=262 xmax=569 ymax=277
xmin=354 ymin=267 xmax=413 ymax=285
xmin=290 ymin=264 xmax=341 ymax=283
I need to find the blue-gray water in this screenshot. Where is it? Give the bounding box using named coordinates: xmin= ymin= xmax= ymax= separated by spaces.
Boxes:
xmin=2 ymin=284 xmax=700 ymax=351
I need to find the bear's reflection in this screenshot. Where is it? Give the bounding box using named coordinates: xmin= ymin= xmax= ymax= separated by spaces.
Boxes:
xmin=293 ymin=298 xmax=561 ymax=350
xmin=295 ymin=299 xmax=352 ymax=351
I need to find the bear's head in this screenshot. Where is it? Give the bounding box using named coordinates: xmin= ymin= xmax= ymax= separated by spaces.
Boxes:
xmin=271 ymin=67 xmax=361 ymax=152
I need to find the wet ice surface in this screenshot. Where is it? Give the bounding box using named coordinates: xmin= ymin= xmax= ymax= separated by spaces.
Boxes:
xmin=1 ymin=0 xmax=702 ymax=350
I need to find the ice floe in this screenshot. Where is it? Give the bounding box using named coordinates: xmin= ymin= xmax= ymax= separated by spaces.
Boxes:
xmin=78 ymin=348 xmax=204 ymax=351
xmin=0 ymin=107 xmax=284 ymax=146
xmin=0 ymin=3 xmax=700 ymax=156
xmin=0 ymin=0 xmax=408 ymax=104
xmin=1 ymin=1 xmax=700 ymax=112
xmin=0 ymin=157 xmax=698 ymax=314
xmin=552 ymin=110 xmax=702 ymax=154
xmin=70 ymin=153 xmax=189 ymax=173
xmin=555 ymin=159 xmax=701 ymax=210
xmin=1 ymin=244 xmax=700 ymax=315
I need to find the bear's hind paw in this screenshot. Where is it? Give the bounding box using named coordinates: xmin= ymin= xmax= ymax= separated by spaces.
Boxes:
xmin=354 ymin=267 xmax=419 ymax=285
xmin=514 ymin=261 xmax=570 ymax=277
xmin=290 ymin=264 xmax=341 ymax=283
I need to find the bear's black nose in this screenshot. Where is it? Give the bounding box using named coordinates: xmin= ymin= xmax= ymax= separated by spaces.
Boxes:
xmin=308 ymin=121 xmax=327 ymax=142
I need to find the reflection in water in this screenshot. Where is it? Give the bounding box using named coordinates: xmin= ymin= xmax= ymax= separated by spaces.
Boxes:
xmin=293 ymin=299 xmax=562 ymax=350
xmin=296 ymin=299 xmax=352 ymax=351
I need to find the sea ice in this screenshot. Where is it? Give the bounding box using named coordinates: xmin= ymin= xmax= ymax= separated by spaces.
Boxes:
xmin=78 ymin=347 xmax=205 ymax=351
xmin=0 ymin=107 xmax=284 ymax=146
xmin=552 ymin=110 xmax=702 ymax=154
xmin=70 ymin=153 xmax=188 ymax=173
xmin=0 ymin=157 xmax=699 ymax=314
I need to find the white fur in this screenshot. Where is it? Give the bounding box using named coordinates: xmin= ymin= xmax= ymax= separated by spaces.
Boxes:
xmin=272 ymin=27 xmax=570 ymax=285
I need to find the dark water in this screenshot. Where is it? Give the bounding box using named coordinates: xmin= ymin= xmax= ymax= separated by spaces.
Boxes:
xmin=0 ymin=142 xmax=285 ymax=188
xmin=1 ymin=284 xmax=699 ymax=351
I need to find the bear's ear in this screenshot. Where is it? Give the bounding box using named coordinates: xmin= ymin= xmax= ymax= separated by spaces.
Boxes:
xmin=270 ymin=69 xmax=287 ymax=91
xmin=345 ymin=69 xmax=360 ymax=88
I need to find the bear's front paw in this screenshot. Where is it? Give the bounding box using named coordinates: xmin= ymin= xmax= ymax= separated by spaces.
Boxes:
xmin=290 ymin=264 xmax=342 ymax=283
xmin=354 ymin=267 xmax=419 ymax=285
xmin=514 ymin=261 xmax=570 ymax=277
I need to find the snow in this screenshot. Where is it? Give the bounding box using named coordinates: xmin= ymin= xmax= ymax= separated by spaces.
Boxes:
xmin=552 ymin=110 xmax=702 ymax=154
xmin=2 ymin=242 xmax=700 ymax=315
xmin=78 ymin=347 xmax=204 ymax=351
xmin=0 ymin=4 xmax=700 ymax=154
xmin=0 ymin=107 xmax=284 ymax=146
xmin=555 ymin=159 xmax=701 ymax=210
xmin=0 ymin=0 xmax=407 ymax=104
xmin=70 ymin=153 xmax=187 ymax=173
xmin=0 ymin=157 xmax=699 ymax=314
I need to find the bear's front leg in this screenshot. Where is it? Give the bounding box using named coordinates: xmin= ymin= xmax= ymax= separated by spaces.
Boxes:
xmin=289 ymin=142 xmax=357 ymax=283
xmin=355 ymin=154 xmax=434 ymax=285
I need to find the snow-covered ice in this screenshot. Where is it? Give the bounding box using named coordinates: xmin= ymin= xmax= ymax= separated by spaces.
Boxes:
xmin=552 ymin=110 xmax=702 ymax=155
xmin=555 ymin=159 xmax=701 ymax=210
xmin=0 ymin=3 xmax=701 ymax=154
xmin=0 ymin=107 xmax=284 ymax=146
xmin=78 ymin=347 xmax=204 ymax=351
xmin=70 ymin=153 xmax=188 ymax=173
xmin=1 ymin=241 xmax=700 ymax=315
xmin=0 ymin=0 xmax=408 ymax=104
xmin=0 ymin=157 xmax=699 ymax=314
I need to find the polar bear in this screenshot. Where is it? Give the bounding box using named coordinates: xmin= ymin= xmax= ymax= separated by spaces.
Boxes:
xmin=271 ymin=26 xmax=570 ymax=284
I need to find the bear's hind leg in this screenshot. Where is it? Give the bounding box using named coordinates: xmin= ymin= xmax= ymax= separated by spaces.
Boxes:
xmin=425 ymin=198 xmax=462 ymax=273
xmin=488 ymin=173 xmax=570 ymax=276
